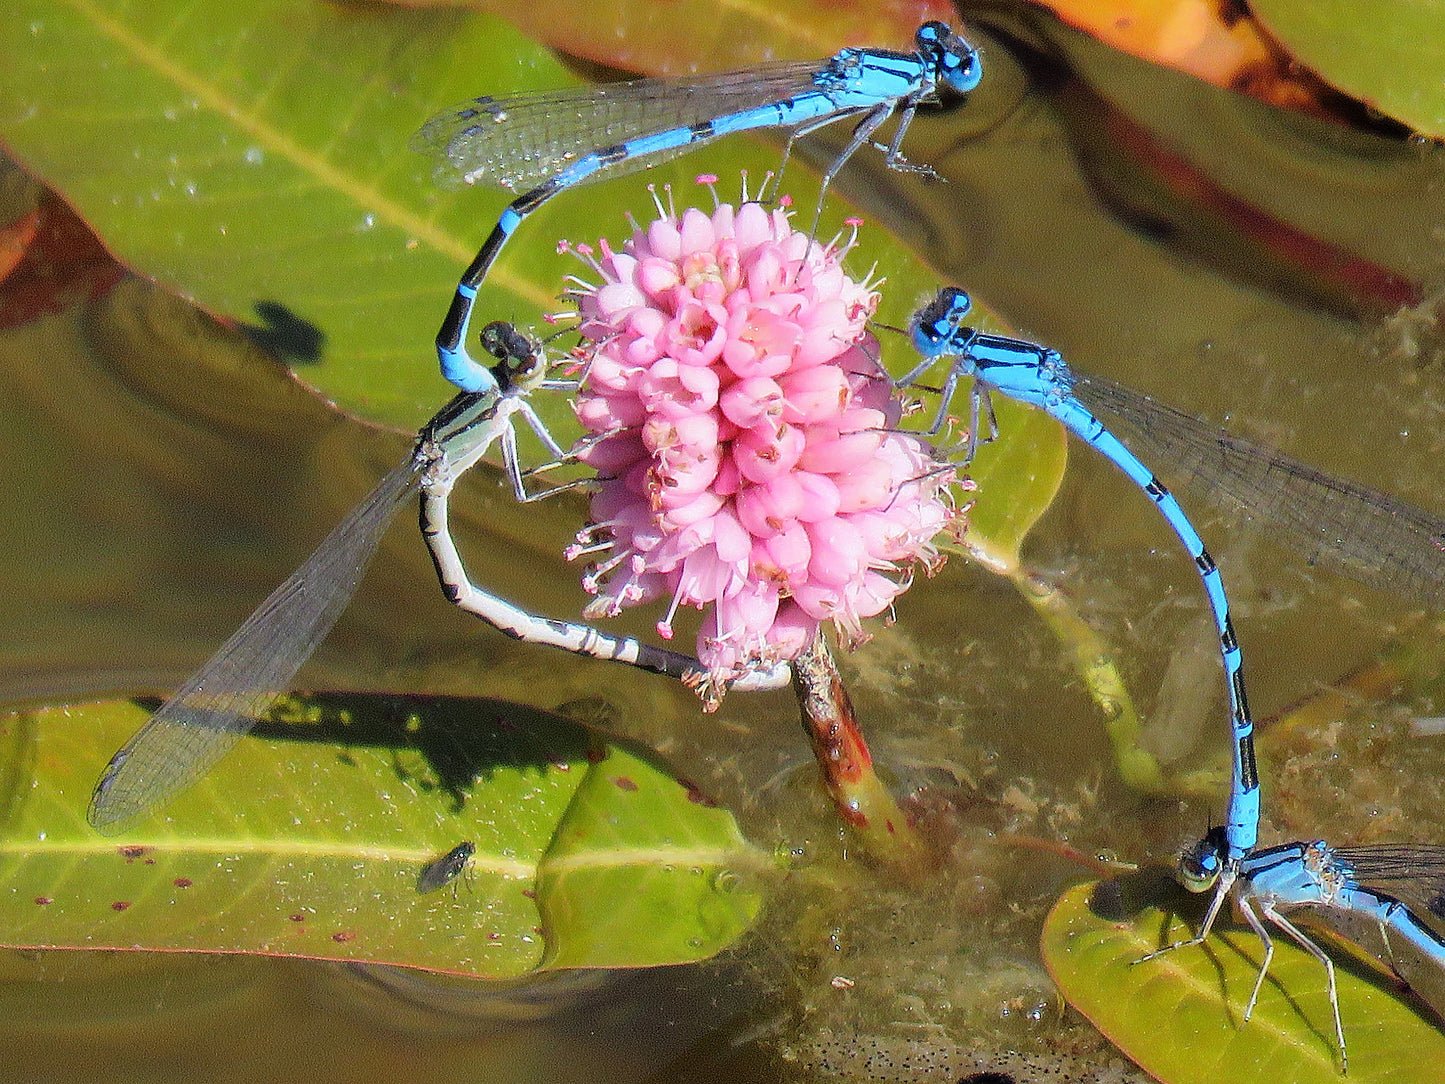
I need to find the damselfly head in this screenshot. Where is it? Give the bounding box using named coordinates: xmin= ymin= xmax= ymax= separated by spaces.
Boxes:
xmin=909 ymin=286 xmax=972 ymax=355
xmin=479 ymin=321 xmax=547 ymax=391
xmin=916 ymin=22 xmax=983 ymax=95
xmin=1177 ymin=827 xmax=1228 ymax=893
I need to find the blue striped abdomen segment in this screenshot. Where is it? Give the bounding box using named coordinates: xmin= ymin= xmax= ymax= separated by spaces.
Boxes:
xmin=1052 ymin=395 xmax=1259 ymax=857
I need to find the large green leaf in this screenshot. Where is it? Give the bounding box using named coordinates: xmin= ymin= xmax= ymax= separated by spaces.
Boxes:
xmin=1043 ymin=875 xmax=1445 ymax=1083
xmin=0 ymin=0 xmax=548 ymax=427
xmin=478 ymin=0 xmax=957 ymax=75
xmin=962 ymin=396 xmax=1066 ymax=573
xmin=537 ymin=745 xmax=764 ymax=969
xmin=1250 ymin=0 xmax=1445 ymax=138
xmin=0 ymin=1 xmax=944 ymax=422
xmin=0 ymin=0 xmax=1065 ymax=569
xmin=0 ymin=696 xmax=770 ymax=975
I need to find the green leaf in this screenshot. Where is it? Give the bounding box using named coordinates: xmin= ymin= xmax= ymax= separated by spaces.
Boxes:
xmin=0 ymin=2 xmax=942 ymax=424
xmin=0 ymin=696 xmax=770 ymax=975
xmin=1042 ymin=875 xmax=1445 ymax=1083
xmin=0 ymin=0 xmax=543 ymax=428
xmin=1249 ymin=0 xmax=1445 ymax=138
xmin=537 ymin=744 xmax=764 ymax=969
xmin=963 ymin=398 xmax=1067 ymax=574
xmin=0 ymin=0 xmax=1063 ymax=571
xmin=484 ymin=0 xmax=937 ymax=76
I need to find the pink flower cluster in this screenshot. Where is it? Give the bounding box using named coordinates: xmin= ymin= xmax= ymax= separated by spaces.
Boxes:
xmin=565 ymin=192 xmax=958 ymax=694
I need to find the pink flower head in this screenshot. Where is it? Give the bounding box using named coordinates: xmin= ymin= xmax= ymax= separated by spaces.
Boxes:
xmin=565 ymin=191 xmax=960 ymax=698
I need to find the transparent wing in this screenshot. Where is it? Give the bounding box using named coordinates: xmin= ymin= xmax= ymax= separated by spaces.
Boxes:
xmin=88 ymin=455 xmax=424 ymax=831
xmin=1334 ymin=844 xmax=1445 ymax=923
xmin=410 ymin=59 xmax=844 ymax=191
xmin=1323 ymin=843 xmax=1445 ymax=1016
xmin=1073 ymin=373 xmax=1445 ymax=610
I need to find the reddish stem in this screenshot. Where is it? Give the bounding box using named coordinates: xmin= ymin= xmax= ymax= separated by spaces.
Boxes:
xmin=790 ymin=630 xmax=929 ymax=867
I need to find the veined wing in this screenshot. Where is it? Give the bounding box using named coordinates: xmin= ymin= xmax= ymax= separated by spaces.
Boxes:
xmin=1073 ymin=372 xmax=1445 ymax=610
xmin=411 ymin=59 xmax=856 ymax=191
xmin=1334 ymin=843 xmax=1445 ymax=924
xmin=88 ymin=455 xmax=424 ymax=831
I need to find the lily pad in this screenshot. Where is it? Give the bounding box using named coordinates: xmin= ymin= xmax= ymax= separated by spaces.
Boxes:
xmin=1042 ymin=874 xmax=1445 ymax=1083
xmin=0 ymin=695 xmax=770 ymax=975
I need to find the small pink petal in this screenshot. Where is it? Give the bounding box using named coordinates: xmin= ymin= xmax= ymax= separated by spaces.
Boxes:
xmin=719 ymin=376 xmax=785 ymax=428
xmin=792 ymin=471 xmax=842 ymax=522
xmin=831 ymin=457 xmax=895 ymax=514
xmin=652 ymin=443 xmax=721 ymax=496
xmin=596 ymin=280 xmax=647 ymax=316
xmin=637 ymin=256 xmax=682 ymax=299
xmin=710 ymin=506 xmax=752 ymax=564
xmin=804 ymin=518 xmax=867 ymax=587
xmin=660 ymin=489 xmax=725 ymax=529
xmin=734 ymin=473 xmax=807 ymax=537
xmin=678 ymin=207 xmax=718 ymax=255
xmin=734 ymin=422 xmax=805 ymax=484
xmin=751 ymin=522 xmax=811 ymax=580
xmin=798 ymin=425 xmax=885 ymax=475
xmin=646 ymin=217 xmax=684 ymax=261
xmin=580 ymin=431 xmax=647 ymax=473
xmin=767 ymin=601 xmax=816 ymax=656
xmin=779 ymin=365 xmax=851 ymax=424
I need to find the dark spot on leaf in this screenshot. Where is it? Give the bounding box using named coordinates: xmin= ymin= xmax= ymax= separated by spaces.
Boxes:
xmin=33 ymin=897 xmax=52 ymax=906
xmin=144 ymin=858 xmax=156 ymax=865
xmin=521 ymin=888 xmax=536 ymax=899
xmin=173 ymin=878 xmax=193 ymax=889
xmin=959 ymin=1073 xmax=1015 ymax=1084
xmin=586 ymin=746 xmax=605 ymax=764
xmin=118 ymin=845 xmax=149 ymax=860
xmin=681 ymin=779 xmax=718 ymax=806
xmin=289 ymin=914 xmax=306 ymax=923
xmin=488 ymin=932 xmax=502 ymax=940
xmin=111 ymin=901 xmax=131 ymax=911
xmin=613 ymin=776 xmax=638 ymax=792
xmin=332 ymin=931 xmax=357 ymax=943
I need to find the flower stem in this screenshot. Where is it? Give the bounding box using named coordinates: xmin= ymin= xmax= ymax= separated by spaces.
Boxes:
xmin=790 ymin=630 xmax=929 ymax=867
